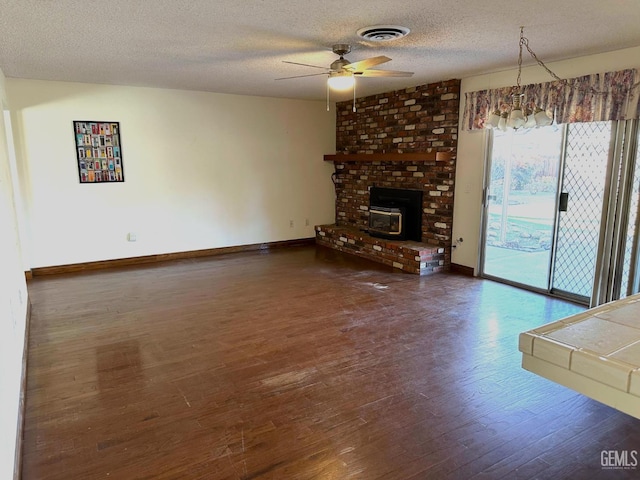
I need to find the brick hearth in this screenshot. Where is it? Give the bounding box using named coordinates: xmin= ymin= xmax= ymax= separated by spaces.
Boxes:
xmin=316 ymin=224 xmax=445 ymax=275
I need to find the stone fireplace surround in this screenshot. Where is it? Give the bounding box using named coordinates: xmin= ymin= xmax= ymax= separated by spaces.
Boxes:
xmin=316 ymin=79 xmax=460 ymax=275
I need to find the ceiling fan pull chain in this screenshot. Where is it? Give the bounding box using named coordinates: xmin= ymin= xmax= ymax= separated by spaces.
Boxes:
xmin=353 ymin=76 xmax=357 ymax=112
xmin=327 ymin=80 xmax=330 ymax=111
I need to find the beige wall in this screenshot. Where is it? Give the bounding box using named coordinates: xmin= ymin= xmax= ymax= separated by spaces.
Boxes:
xmin=452 ymin=46 xmax=640 ymax=271
xmin=8 ymin=79 xmax=336 ymax=267
xmin=13 ymin=47 xmax=640 ymax=272
xmin=0 ymin=68 xmax=29 ymax=480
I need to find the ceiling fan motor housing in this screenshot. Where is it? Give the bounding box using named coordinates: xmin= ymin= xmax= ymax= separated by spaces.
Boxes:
xmin=330 ymin=57 xmax=351 ymax=71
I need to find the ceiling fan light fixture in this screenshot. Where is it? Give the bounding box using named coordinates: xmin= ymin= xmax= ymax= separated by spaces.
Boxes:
xmin=356 ymin=25 xmax=410 ymax=42
xmin=327 ymin=72 xmax=355 ymax=91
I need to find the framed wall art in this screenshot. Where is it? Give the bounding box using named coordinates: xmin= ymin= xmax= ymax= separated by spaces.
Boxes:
xmin=73 ymin=121 xmax=124 ymax=183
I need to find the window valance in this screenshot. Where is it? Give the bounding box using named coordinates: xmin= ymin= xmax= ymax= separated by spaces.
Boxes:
xmin=463 ymin=69 xmax=640 ymax=131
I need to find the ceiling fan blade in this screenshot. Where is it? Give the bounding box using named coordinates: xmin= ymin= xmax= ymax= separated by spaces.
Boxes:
xmin=275 ymin=72 xmax=329 ymax=80
xmin=282 ymin=60 xmax=328 ymax=70
xmin=344 ymin=56 xmax=391 ymax=73
xmin=356 ymin=69 xmax=414 ymax=77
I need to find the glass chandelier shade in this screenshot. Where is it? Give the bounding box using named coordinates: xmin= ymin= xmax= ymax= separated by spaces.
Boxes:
xmin=487 ymin=93 xmax=553 ymax=131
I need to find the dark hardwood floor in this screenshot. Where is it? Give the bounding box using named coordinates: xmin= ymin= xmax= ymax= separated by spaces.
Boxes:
xmin=22 ymin=245 xmax=640 ymax=479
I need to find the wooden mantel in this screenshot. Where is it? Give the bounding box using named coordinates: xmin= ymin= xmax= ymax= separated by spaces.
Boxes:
xmin=323 ymin=152 xmax=452 ymax=162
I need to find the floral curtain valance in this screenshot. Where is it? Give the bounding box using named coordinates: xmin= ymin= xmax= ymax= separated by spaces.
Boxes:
xmin=463 ymin=68 xmax=640 ymax=131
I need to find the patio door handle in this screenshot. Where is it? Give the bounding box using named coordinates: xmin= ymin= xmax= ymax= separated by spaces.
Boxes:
xmin=559 ymin=192 xmax=569 ymax=212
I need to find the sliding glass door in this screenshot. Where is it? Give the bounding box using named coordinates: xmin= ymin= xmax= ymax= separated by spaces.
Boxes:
xmin=482 ymin=127 xmax=563 ymax=290
xmin=481 ymin=120 xmax=640 ymax=306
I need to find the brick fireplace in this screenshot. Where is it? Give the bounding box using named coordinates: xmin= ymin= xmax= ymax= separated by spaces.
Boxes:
xmin=316 ymin=79 xmax=460 ymax=275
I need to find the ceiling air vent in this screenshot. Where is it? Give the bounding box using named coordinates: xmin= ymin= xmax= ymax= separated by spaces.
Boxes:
xmin=356 ymin=25 xmax=410 ymax=42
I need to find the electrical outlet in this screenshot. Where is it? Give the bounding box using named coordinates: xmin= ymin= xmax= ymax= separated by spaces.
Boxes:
xmin=305 ymin=218 xmax=310 ymax=226
xmin=127 ymin=232 xmax=137 ymax=242
xmin=289 ymin=220 xmax=294 ymax=228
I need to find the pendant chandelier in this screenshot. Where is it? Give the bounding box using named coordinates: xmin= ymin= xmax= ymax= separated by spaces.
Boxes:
xmin=485 ymin=27 xmax=556 ymax=131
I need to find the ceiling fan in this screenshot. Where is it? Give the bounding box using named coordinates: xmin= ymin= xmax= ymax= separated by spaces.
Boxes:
xmin=276 ymin=44 xmax=413 ymax=110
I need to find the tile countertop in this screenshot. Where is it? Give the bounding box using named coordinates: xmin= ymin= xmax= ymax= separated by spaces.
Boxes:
xmin=519 ymin=294 xmax=640 ymax=396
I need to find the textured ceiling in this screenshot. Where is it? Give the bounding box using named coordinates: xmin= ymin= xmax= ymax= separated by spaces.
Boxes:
xmin=1 ymin=0 xmax=640 ymax=101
